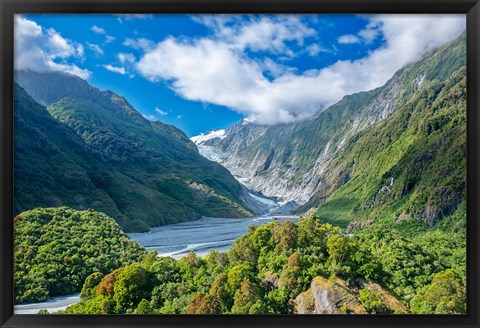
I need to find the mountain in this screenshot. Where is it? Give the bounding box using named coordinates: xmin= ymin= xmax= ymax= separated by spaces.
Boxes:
xmin=14 ymin=71 xmax=257 ymax=232
xmin=192 ymin=34 xmax=466 ymax=230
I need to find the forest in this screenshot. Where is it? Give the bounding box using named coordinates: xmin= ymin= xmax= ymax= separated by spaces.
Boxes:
xmin=14 ymin=207 xmax=465 ymax=314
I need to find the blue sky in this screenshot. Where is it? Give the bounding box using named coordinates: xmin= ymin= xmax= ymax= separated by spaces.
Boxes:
xmin=14 ymin=14 xmax=465 ymax=136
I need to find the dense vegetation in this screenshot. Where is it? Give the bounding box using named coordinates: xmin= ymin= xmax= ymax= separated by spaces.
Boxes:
xmin=14 ymin=207 xmax=146 ymax=304
xmin=60 ymin=217 xmax=465 ymax=315
xmin=14 ymin=74 xmax=253 ymax=232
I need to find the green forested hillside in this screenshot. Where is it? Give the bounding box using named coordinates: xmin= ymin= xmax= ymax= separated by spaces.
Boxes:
xmin=14 ymin=73 xmax=253 ymax=232
xmin=61 ymin=218 xmax=465 ymax=315
xmin=311 ymin=57 xmax=466 ymax=238
xmin=14 ymin=207 xmax=146 ymax=304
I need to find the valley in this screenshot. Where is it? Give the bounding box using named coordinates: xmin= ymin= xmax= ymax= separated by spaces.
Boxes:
xmin=12 ymin=31 xmax=467 ymax=315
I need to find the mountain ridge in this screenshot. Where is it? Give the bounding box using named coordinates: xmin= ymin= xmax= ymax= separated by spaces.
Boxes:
xmin=14 ymin=72 xmax=262 ymax=232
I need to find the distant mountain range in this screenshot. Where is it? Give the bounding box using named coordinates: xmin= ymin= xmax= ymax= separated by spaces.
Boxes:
xmin=192 ymin=33 xmax=466 ymax=230
xmin=14 ymin=71 xmax=265 ymax=232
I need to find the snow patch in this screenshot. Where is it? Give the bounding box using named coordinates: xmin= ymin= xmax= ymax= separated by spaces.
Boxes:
xmin=191 ymin=129 xmax=226 ymax=145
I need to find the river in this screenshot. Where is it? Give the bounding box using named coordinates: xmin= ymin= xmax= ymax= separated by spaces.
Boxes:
xmin=14 ymin=215 xmax=299 ymax=314
xmin=14 ymin=293 xmax=81 ymax=314
xmin=128 ymin=215 xmax=300 ymax=259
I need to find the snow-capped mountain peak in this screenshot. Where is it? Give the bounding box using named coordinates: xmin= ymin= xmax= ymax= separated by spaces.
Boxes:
xmin=191 ymin=129 xmax=226 ymax=145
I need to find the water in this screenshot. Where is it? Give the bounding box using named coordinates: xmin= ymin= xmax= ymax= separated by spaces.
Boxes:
xmin=128 ymin=215 xmax=300 ymax=259
xmin=14 ymin=293 xmax=80 ymax=314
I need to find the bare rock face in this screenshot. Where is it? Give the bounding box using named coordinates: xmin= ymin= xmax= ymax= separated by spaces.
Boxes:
xmin=420 ymin=186 xmax=462 ymax=227
xmin=294 ymin=276 xmax=367 ymax=314
xmin=362 ymin=282 xmax=409 ymax=314
xmin=191 ymin=75 xmax=403 ymax=207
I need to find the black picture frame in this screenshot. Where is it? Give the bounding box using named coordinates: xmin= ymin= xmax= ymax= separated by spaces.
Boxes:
xmin=1 ymin=0 xmax=479 ymax=327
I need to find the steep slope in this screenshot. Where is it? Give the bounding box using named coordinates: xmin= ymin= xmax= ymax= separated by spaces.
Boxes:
xmin=14 ymin=72 xmax=254 ymax=232
xmin=193 ymin=35 xmax=466 ymax=211
xmin=310 ymin=63 xmax=466 ymax=230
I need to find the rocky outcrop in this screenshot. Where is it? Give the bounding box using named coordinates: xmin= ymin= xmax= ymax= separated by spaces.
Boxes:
xmin=294 ymin=276 xmax=409 ymax=314
xmin=420 ymin=186 xmax=463 ymax=227
xmin=294 ymin=276 xmax=367 ymax=314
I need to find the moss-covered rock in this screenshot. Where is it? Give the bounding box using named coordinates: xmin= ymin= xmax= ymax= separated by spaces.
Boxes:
xmin=294 ymin=276 xmax=367 ymax=314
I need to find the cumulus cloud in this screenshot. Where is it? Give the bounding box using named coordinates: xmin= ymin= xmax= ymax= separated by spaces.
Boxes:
xmin=14 ymin=15 xmax=90 ymax=79
xmin=305 ymin=43 xmax=326 ymax=56
xmin=91 ymin=25 xmax=116 ymax=44
xmin=135 ymin=14 xmax=465 ymax=125
xmin=155 ymin=107 xmax=168 ymax=115
xmin=123 ymin=37 xmax=155 ymax=51
xmin=87 ymin=43 xmax=104 ymax=56
xmin=102 ymin=64 xmax=126 ymax=75
xmin=338 ymin=34 xmax=360 ymax=44
xmin=117 ymin=52 xmax=136 ymax=64
xmin=194 ymin=15 xmax=315 ymax=57
xmin=91 ymin=25 xmax=106 ymax=34
xmin=105 ymin=35 xmax=116 ymax=43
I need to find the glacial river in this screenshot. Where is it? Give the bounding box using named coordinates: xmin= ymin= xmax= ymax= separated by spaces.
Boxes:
xmin=128 ymin=215 xmax=300 ymax=259
xmin=14 ymin=215 xmax=299 ymax=314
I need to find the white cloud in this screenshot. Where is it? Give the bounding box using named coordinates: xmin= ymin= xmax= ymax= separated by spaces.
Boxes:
xmin=103 ymin=64 xmax=126 ymax=75
xmin=195 ymin=15 xmax=315 ymax=56
xmin=123 ymin=37 xmax=155 ymax=51
xmin=87 ymin=43 xmax=104 ymax=56
xmin=155 ymin=107 xmax=168 ymax=115
xmin=338 ymin=34 xmax=360 ymax=44
xmin=105 ymin=35 xmax=116 ymax=43
xmin=76 ymin=44 xmax=85 ymax=59
xmin=176 ymin=115 xmax=183 ymax=120
xmin=135 ymin=14 xmax=465 ymax=125
xmin=142 ymin=114 xmax=157 ymax=121
xmin=91 ymin=25 xmax=106 ymax=34
xmin=117 ymin=52 xmax=136 ymax=63
xmin=91 ymin=25 xmax=116 ymax=44
xmin=14 ymin=15 xmax=90 ymax=79
xmin=262 ymin=58 xmax=294 ymax=78
xmin=116 ymin=14 xmax=154 ymax=23
xmin=305 ymin=43 xmax=328 ymax=56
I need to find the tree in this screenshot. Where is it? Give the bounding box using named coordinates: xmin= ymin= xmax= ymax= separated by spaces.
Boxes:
xmin=96 ymin=268 xmax=123 ymax=297
xmin=231 ymin=279 xmax=261 ymax=314
xmin=327 ymin=235 xmax=349 ymax=263
xmin=149 ymin=257 xmax=181 ymax=285
xmin=113 ymin=264 xmax=154 ymax=311
xmin=80 ymin=272 xmax=104 ymax=299
xmin=187 ymin=293 xmax=222 ymax=314
xmin=227 ymin=263 xmax=254 ymax=293
xmin=279 ymin=252 xmax=303 ymax=298
xmin=410 ymin=269 xmax=466 ymax=314
xmin=273 ymin=221 xmax=297 ymax=253
xmin=135 ymin=299 xmax=154 ymax=314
